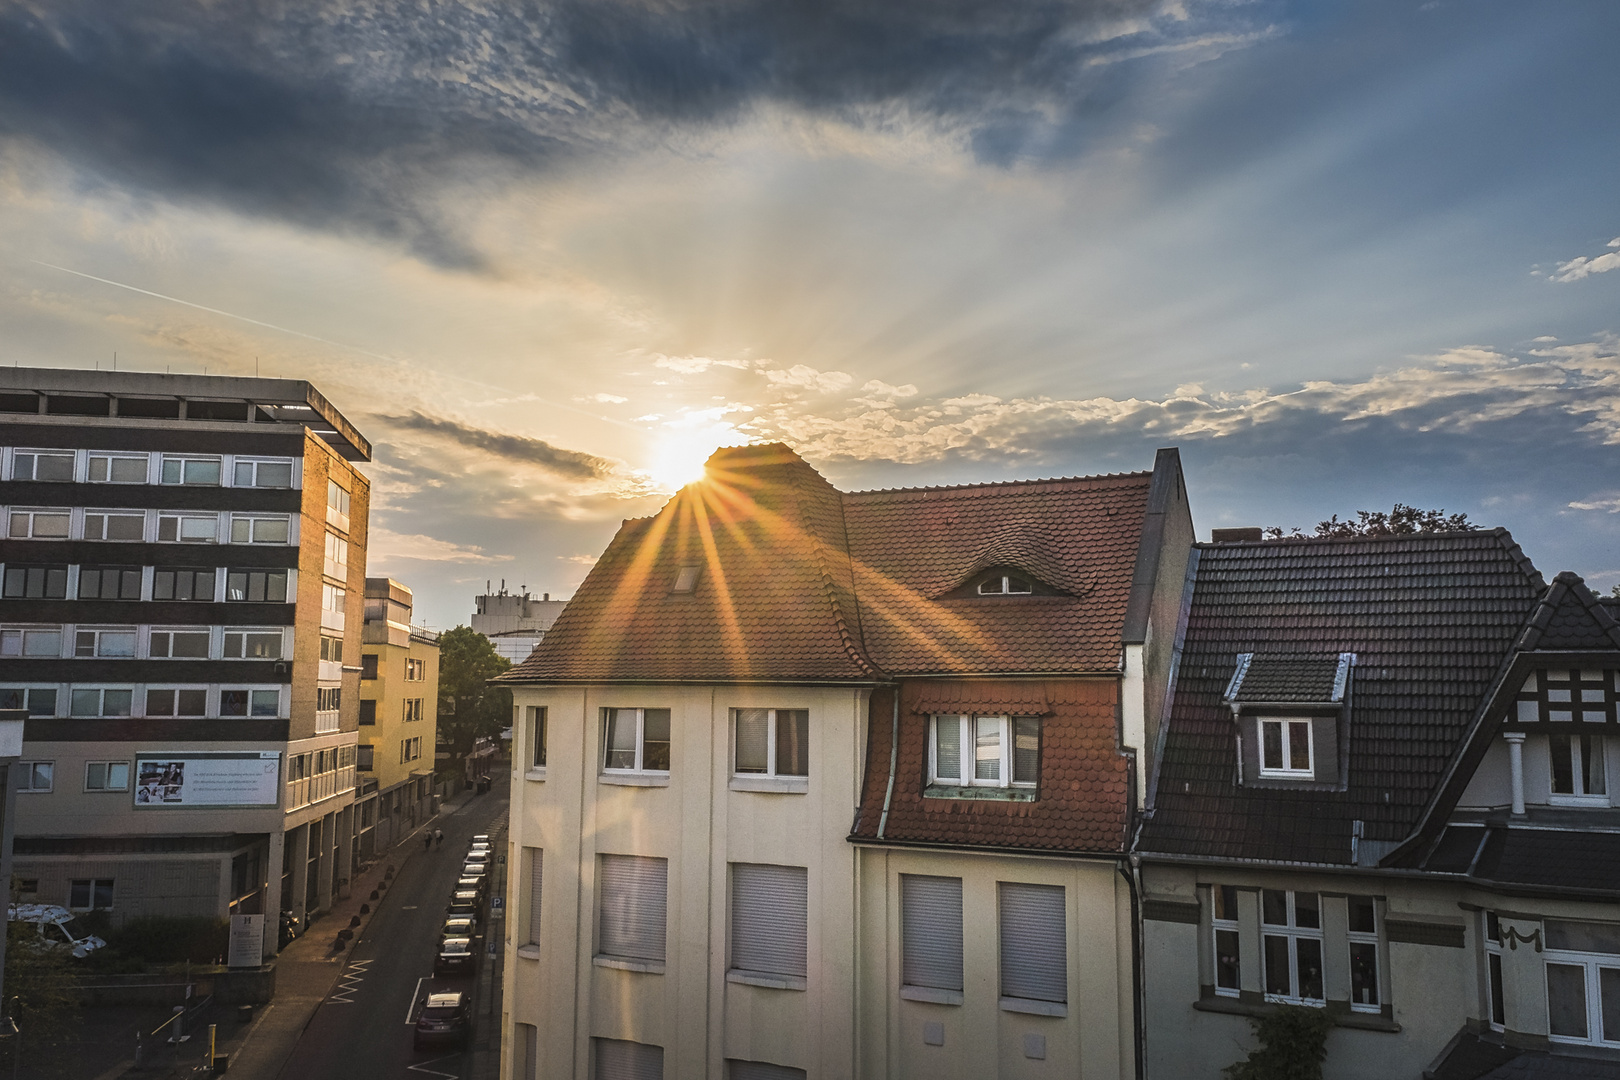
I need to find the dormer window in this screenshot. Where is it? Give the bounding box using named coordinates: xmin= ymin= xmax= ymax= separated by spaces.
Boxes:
xmin=671 ymin=565 xmax=700 ymax=594
xmin=1259 ymin=719 xmax=1314 ymax=778
xmin=977 ymin=574 xmax=1032 ymax=595
xmin=1550 ymin=733 xmax=1606 ymax=802
xmin=1224 ymin=653 xmax=1353 ymax=790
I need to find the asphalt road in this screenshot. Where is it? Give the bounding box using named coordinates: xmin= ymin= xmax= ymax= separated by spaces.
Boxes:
xmin=276 ymin=790 xmax=509 ymax=1080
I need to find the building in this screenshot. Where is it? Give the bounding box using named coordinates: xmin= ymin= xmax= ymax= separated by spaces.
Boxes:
xmin=472 ymin=583 xmax=567 ymax=663
xmin=0 ymin=368 xmax=368 ymax=959
xmin=498 ymin=443 xmax=1194 ymax=1080
xmin=356 ymin=576 xmax=440 ymax=855
xmin=1135 ymin=530 xmax=1620 ymax=1077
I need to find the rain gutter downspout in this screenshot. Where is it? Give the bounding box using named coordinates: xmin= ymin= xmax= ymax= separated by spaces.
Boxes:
xmin=877 ymin=689 xmax=900 ymax=839
xmin=1123 ymin=853 xmax=1146 ymax=1080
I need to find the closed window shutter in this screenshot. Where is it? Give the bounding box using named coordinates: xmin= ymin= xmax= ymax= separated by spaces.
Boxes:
xmin=728 ymin=1061 xmax=807 ymax=1080
xmin=526 ymin=847 xmax=543 ymax=946
xmin=902 ymin=875 xmax=963 ymax=991
xmin=599 ymin=855 xmax=667 ymax=962
xmin=999 ymin=882 xmax=1066 ymax=1003
xmin=594 ymin=1037 xmax=663 ymax=1080
xmin=731 ymin=863 xmax=808 ymax=978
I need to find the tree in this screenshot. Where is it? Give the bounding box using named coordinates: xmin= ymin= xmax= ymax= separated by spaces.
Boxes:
xmin=1222 ymin=1004 xmax=1335 ymax=1080
xmin=3 ymin=922 xmax=81 ymax=1079
xmin=436 ymin=626 xmax=512 ymax=772
xmin=1265 ymin=503 xmax=1476 ymax=540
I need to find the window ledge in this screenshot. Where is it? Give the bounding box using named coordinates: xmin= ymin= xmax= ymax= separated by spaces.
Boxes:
xmin=729 ymin=775 xmax=808 ymax=794
xmin=924 ymin=785 xmax=1037 ymax=803
xmin=524 ymin=767 xmax=547 ymax=782
xmin=598 ymin=772 xmax=670 ymax=788
xmin=901 ymin=985 xmax=963 ymax=1006
xmin=727 ymin=970 xmax=807 ymax=992
xmin=516 ymin=944 xmax=541 ymax=960
xmin=1192 ymin=996 xmax=1401 ymax=1033
xmin=593 ymin=955 xmax=664 ymax=974
xmin=999 ymin=997 xmax=1066 ymax=1018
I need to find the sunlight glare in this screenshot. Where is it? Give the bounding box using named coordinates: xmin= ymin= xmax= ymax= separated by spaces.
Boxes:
xmin=647 ymin=425 xmax=740 ymax=490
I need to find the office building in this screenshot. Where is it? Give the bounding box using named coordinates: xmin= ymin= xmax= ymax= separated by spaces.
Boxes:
xmin=356 ymin=576 xmax=439 ymax=855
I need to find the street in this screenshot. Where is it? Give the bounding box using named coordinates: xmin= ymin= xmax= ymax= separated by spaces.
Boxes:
xmin=276 ymin=789 xmax=509 ymax=1080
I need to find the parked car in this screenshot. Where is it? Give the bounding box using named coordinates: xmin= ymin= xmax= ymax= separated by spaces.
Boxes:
xmin=434 ymin=936 xmax=476 ymax=976
xmin=467 ymin=840 xmax=491 ymax=855
xmin=413 ymin=991 xmax=470 ymax=1049
xmin=6 ymin=904 xmax=106 ymax=958
xmin=463 ymin=853 xmax=490 ymax=871
xmin=454 ymin=876 xmax=487 ymax=903
xmin=470 ymin=834 xmax=490 ymax=845
xmin=446 ymin=890 xmax=481 ymax=918
xmin=441 ymin=915 xmax=479 ymax=942
xmin=459 ymin=863 xmax=488 ymax=885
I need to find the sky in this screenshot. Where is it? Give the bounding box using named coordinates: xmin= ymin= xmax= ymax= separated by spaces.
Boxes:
xmin=1 ymin=0 xmax=1617 ymax=629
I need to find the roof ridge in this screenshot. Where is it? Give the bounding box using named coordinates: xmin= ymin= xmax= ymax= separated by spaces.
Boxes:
xmin=1195 ymin=526 xmax=1514 ymax=550
xmin=786 ymin=463 xmax=882 ymax=678
xmin=844 ymin=469 xmax=1152 ymax=501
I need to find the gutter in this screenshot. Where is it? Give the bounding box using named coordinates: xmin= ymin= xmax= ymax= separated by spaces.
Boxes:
xmin=1124 ymin=854 xmax=1146 ymax=1080
xmin=877 ymin=690 xmax=900 ymax=840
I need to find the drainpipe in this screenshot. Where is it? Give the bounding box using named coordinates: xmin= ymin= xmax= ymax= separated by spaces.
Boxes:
xmin=1124 ymin=854 xmax=1147 ymax=1080
xmin=876 ymin=689 xmax=900 ymax=839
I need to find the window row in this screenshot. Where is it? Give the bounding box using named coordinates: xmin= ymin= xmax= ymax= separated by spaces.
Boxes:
xmin=7 ymin=506 xmax=295 ymax=545
xmin=6 ymin=448 xmax=298 ymax=488
xmin=1209 ymin=886 xmax=1383 ymax=1013
xmin=1487 ymin=913 xmax=1620 ymax=1050
xmin=589 ymin=706 xmax=810 ymax=780
xmin=929 ymin=714 xmax=1040 ymax=789
xmin=3 ymin=563 xmax=294 ymax=603
xmin=0 ymin=684 xmax=284 ymax=718
xmin=16 ymin=759 xmax=134 ymax=794
xmin=1 ymin=624 xmax=287 ymax=660
xmin=588 ymin=1038 xmax=808 ymax=1080
xmin=901 ymin=875 xmax=1068 ymax=1011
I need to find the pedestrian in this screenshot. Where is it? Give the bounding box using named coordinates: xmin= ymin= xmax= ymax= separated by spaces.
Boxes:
xmin=423 ymin=832 xmax=432 ymax=852
xmin=434 ymin=828 xmax=444 ymax=850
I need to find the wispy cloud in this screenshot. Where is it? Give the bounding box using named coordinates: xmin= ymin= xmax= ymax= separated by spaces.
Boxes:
xmin=1549 ymin=237 xmax=1620 ymax=283
xmin=368 ymin=526 xmax=502 ymax=564
xmin=376 ymin=411 xmax=616 ymax=479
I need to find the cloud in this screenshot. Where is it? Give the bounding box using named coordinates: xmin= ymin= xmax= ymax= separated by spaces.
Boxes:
xmin=368 ymin=526 xmax=502 ymax=563
xmin=763 ymin=364 xmax=855 ymax=394
xmin=589 ymin=392 xmax=629 ymax=403
xmin=1550 ymin=237 xmax=1620 ymax=283
xmin=1569 ymin=495 xmax=1620 ymax=513
xmin=376 ymin=411 xmax=615 ymax=479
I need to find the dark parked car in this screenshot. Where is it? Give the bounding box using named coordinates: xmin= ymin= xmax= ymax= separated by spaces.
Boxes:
xmin=435 ymin=937 xmax=476 ymax=976
xmin=414 ymin=991 xmax=470 ymax=1049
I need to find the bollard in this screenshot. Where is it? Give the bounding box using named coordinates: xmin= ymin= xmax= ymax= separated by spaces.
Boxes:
xmin=169 ymin=1004 xmax=186 ymax=1044
xmin=133 ymin=1031 xmax=144 ymax=1069
xmin=206 ymin=1023 xmax=216 ymax=1069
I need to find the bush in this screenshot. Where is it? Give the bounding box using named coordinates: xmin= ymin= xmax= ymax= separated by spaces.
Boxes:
xmin=105 ymin=916 xmax=230 ymax=966
xmin=1223 ymin=1005 xmax=1335 ymax=1080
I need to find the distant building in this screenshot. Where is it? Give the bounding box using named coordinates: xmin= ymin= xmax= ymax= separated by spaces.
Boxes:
xmin=356 ymin=577 xmax=439 ymax=857
xmin=0 ymin=367 xmax=369 ymax=958
xmin=471 ymin=582 xmax=566 ymax=663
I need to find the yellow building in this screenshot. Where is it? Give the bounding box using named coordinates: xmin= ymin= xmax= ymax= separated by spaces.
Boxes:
xmin=356 ymin=577 xmax=439 ymax=855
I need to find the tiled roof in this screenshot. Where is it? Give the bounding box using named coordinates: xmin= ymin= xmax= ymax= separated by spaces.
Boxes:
xmin=1417 ymin=825 xmax=1620 ymax=893
xmin=1225 ymin=654 xmax=1349 ymax=704
xmin=1518 ymin=571 xmax=1620 ymax=651
xmin=1138 ymin=530 xmax=1545 ymax=865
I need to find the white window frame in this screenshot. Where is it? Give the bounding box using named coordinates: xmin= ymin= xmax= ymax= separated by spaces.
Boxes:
xmin=928 ymin=714 xmax=1039 ymax=788
xmin=405 ymin=657 xmax=425 ymax=681
xmin=323 ymin=532 xmax=348 ymax=579
xmin=732 ymin=708 xmax=810 ymax=779
xmin=602 ymin=708 xmax=671 ymax=774
xmin=148 ymin=627 xmax=212 ymax=659
xmin=1260 ymin=889 xmax=1325 ymax=1005
xmin=528 ymin=706 xmax=547 ymax=770
xmin=7 ymin=506 xmax=71 ymax=540
xmin=84 ymin=760 xmax=131 ymax=792
xmin=1545 ymin=949 xmax=1620 ymax=1047
xmin=321 ymin=583 xmax=346 ymax=614
xmin=82 ymin=509 xmax=147 ymax=542
xmin=10 ymin=450 xmax=75 ymax=482
xmin=1549 ymin=732 xmax=1608 ymax=805
xmin=223 ymin=628 xmax=285 ymax=660
xmin=1210 ymin=884 xmax=1241 ymax=998
xmin=69 ymin=686 xmax=134 ymax=719
xmin=157 ymin=511 xmax=220 ymax=544
xmin=1485 ymin=912 xmax=1506 ymax=1031
xmin=73 ymin=626 xmax=138 ymax=659
xmin=0 ymin=688 xmax=59 ymax=717
xmin=159 ymin=454 xmax=222 ymax=486
xmin=0 ymin=626 xmax=64 ymax=659
xmin=1259 ymin=717 xmax=1315 ymax=778
xmin=3 ymin=564 xmax=69 ymax=599
xmin=87 ymin=452 xmax=149 ymax=484
xmin=230 ymin=513 xmax=291 ymax=545
xmin=226 ymin=568 xmax=290 ymax=603
xmin=1346 ymin=894 xmax=1382 ymax=1013
xmin=219 ymin=686 xmax=282 ymax=718
xmin=17 ymin=761 xmax=53 ymax=792
xmin=77 ymin=564 xmax=145 ymax=601
xmin=151 ymin=567 xmax=216 ymax=602
xmin=143 ymin=686 xmax=210 ymax=718
xmin=232 ymin=457 xmax=294 ymax=489
xmin=977 ymin=573 xmax=1033 ymax=595
xmin=326 ymin=480 xmax=351 ymax=530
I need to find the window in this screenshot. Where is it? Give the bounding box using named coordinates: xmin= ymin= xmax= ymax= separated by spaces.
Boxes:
xmin=730 ymin=863 xmax=808 ymax=984
xmin=79 ymin=565 xmax=144 ymax=600
xmin=529 ymin=706 xmax=547 ymax=768
xmin=322 ymin=583 xmax=346 ymax=614
xmin=524 ymin=847 xmax=543 ymax=946
xmin=603 ymin=708 xmax=671 ymax=773
xmin=233 ymin=458 xmax=293 ymax=488
xmin=230 ymin=514 xmax=289 ymax=545
xmin=1211 ymin=885 xmax=1241 ymax=997
xmin=0 ymin=689 xmax=57 ymax=717
xmin=404 ymin=698 xmax=424 ymax=723
xmin=157 ymin=511 xmax=218 ymax=543
xmin=226 ymin=569 xmax=288 ymax=603
xmin=1261 ymin=890 xmax=1324 ymax=1004
xmin=1486 ymin=913 xmax=1506 ymax=1029
xmin=359 ymin=700 xmax=376 ymax=725
xmin=152 ymin=568 xmax=214 ymax=602
xmin=220 ymin=689 xmax=279 ymax=717
xmin=225 ymin=629 xmax=283 ymax=659
xmin=1348 ymin=895 xmax=1380 ymax=1012
xmin=400 ymin=736 xmax=422 ymax=762
xmin=145 ymin=688 xmax=208 ymax=717
xmin=11 ymin=450 xmax=73 ymax=482
xmin=327 ymin=479 xmax=351 ymax=516
xmin=17 ymin=762 xmax=53 ymax=792
xmin=356 ymin=743 xmax=374 ymax=770
xmin=74 ymin=627 xmax=136 ymax=658
xmin=598 ymin=854 xmax=667 ymax=964
xmin=85 ymin=761 xmax=130 ymax=792
xmin=1551 ymin=733 xmax=1607 ymax=801
xmin=8 ymin=507 xmax=70 ymax=539
xmin=1260 ymin=719 xmax=1314 ymax=778
xmin=360 ymin=654 xmax=378 ymax=679
xmin=3 ymin=565 xmax=68 ymax=599
xmin=930 ymin=714 xmax=1039 ymax=788
xmin=1 ymin=627 xmax=62 ymax=658
xmin=671 ymin=565 xmax=700 ymax=594
xmin=901 ymin=874 xmax=963 ymax=996
xmin=1544 ymin=919 xmax=1620 ymax=1047
xmin=733 ymin=709 xmax=809 ymax=778
xmin=593 ymin=1038 xmax=662 ymax=1080
xmin=69 ymin=878 xmax=114 ymax=910
xmin=728 ymin=1063 xmax=804 ymax=1080
xmin=83 ymin=510 xmax=146 ymax=541
xmin=159 ymin=455 xmax=221 ymax=485
xmin=405 ymin=657 xmax=426 ymax=681
xmin=317 ymin=686 xmax=342 ymax=711
xmin=978 ymin=573 xmax=1032 ymax=595
xmin=324 ymin=533 xmax=348 ymax=577
xmin=149 ymin=628 xmax=210 ymax=658
xmin=999 ymin=882 xmax=1067 ymax=1009
xmin=70 ymin=688 xmax=133 ymax=718
xmin=319 ymin=635 xmax=343 ymax=663
xmin=87 ymin=453 xmax=148 ymax=484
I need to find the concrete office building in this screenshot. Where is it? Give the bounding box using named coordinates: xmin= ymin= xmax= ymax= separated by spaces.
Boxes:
xmin=472 ymin=583 xmax=567 ymax=663
xmin=0 ymin=368 xmax=368 ymax=959
xmin=355 ymin=576 xmax=439 ymax=855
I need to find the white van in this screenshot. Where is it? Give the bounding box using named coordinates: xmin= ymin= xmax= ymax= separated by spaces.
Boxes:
xmin=7 ymin=904 xmax=107 ymax=958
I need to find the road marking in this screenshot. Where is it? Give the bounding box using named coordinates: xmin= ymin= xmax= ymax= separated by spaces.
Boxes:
xmin=407 ymin=1054 xmax=460 ymax=1079
xmin=406 ymin=976 xmax=430 ymax=1024
xmin=402 ymin=905 xmax=419 ymax=909
xmin=328 ymin=958 xmax=370 ymax=1004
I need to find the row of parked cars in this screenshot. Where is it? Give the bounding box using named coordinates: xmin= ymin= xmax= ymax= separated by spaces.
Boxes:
xmin=415 ymin=833 xmax=494 ymax=1052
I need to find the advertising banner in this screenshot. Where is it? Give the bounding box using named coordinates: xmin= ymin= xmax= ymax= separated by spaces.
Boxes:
xmin=133 ymin=751 xmax=281 ymax=808
xmin=229 ymin=914 xmax=264 ymax=967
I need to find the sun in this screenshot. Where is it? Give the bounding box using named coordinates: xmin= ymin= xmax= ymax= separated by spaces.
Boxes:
xmin=646 ymin=427 xmax=732 ymax=491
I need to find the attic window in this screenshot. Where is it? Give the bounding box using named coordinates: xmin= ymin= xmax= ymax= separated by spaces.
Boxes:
xmin=1259 ymin=719 xmax=1314 ymax=778
xmin=978 ymin=574 xmax=1033 ymax=596
xmin=671 ymin=566 xmax=701 ymax=594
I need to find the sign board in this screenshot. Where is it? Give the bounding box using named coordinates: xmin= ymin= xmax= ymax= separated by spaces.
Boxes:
xmin=228 ymin=914 xmax=264 ymax=968
xmin=491 ymin=897 xmax=503 ymax=909
xmin=133 ymin=752 xmax=281 ymax=808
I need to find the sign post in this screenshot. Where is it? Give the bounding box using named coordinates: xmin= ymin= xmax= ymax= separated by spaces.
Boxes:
xmin=228 ymin=914 xmax=265 ymax=968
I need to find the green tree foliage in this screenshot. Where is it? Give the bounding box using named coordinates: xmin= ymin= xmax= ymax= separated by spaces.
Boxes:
xmin=1265 ymin=503 xmax=1476 ymax=540
xmin=3 ymin=922 xmax=82 ymax=1078
xmin=1222 ymin=1005 xmax=1335 ymax=1080
xmin=436 ymin=626 xmax=512 ymax=768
